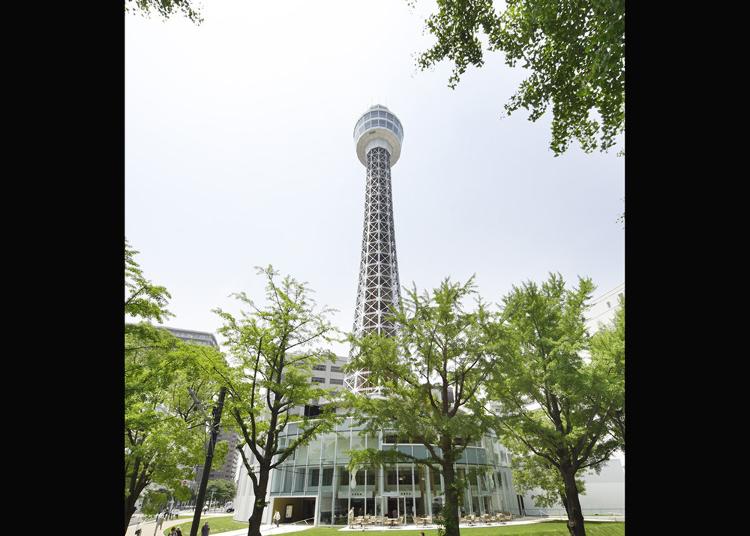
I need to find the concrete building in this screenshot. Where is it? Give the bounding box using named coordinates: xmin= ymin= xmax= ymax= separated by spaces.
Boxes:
xmin=232 ymin=106 xmax=519 ymax=526
xmin=193 ymin=430 xmax=241 ymax=484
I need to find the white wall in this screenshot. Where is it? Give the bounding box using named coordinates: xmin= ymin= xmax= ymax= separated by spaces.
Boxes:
xmin=522 ymin=459 xmax=624 ymax=516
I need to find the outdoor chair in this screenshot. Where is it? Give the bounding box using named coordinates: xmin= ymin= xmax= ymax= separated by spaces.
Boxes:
xmin=416 ymin=516 xmax=432 ymax=527
xmin=460 ymin=515 xmax=475 ymax=526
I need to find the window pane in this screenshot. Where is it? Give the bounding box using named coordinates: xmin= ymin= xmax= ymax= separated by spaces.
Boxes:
xmin=322 ymin=435 xmax=336 ymax=462
xmin=398 ymin=465 xmax=413 ymax=486
xmin=293 ymin=468 xmax=305 ymax=492
xmin=309 ymin=468 xmax=320 ymax=487
xmin=386 ymin=466 xmax=398 ymax=489
xmin=365 ymin=468 xmax=376 ymax=486
xmin=283 ymin=468 xmax=293 ymax=492
xmin=308 ymin=438 xmax=322 ymax=463
xmin=336 ymin=432 xmax=350 ymax=461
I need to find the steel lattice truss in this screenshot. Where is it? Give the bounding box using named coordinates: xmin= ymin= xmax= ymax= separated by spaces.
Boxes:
xmin=352 ymin=146 xmax=401 ymax=339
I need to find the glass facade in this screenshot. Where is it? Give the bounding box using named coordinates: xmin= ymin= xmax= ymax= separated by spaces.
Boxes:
xmin=265 ymin=422 xmax=518 ymax=525
xmin=352 ymin=105 xmax=404 ymax=143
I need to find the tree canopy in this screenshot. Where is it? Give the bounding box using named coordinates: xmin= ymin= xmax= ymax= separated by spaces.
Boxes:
xmin=345 ymin=277 xmax=494 ymax=536
xmin=212 ymin=266 xmax=341 ymax=536
xmin=206 ymin=479 xmax=237 ymax=505
xmin=125 ymin=239 xmax=171 ymax=327
xmin=124 ymin=240 xmax=226 ymax=532
xmin=485 ymin=274 xmax=622 ymax=536
xmin=415 ymin=0 xmax=625 ymax=155
xmin=125 ymin=0 xmax=203 ymax=24
xmin=590 ymin=295 xmax=624 ymax=451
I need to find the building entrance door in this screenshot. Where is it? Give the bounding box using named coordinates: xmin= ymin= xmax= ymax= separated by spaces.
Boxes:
xmin=402 ymin=497 xmax=414 ymax=523
xmin=387 ymin=498 xmax=398 ymax=518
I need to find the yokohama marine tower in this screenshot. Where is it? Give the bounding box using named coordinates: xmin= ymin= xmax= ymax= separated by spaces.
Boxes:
xmin=351 ymin=105 xmax=405 ymax=338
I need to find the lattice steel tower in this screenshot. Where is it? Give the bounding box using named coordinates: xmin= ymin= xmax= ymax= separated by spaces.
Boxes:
xmin=351 ymin=104 xmax=404 ymax=340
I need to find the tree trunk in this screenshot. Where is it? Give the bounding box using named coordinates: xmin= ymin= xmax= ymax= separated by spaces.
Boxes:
xmin=561 ymin=468 xmax=586 ymax=536
xmin=441 ymin=462 xmax=460 ymax=536
xmin=247 ymin=469 xmax=270 ymax=536
xmin=125 ymin=495 xmax=138 ymax=536
xmin=559 ymin=491 xmax=570 ymax=517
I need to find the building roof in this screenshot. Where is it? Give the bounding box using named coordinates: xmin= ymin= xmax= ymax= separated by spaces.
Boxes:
xmin=164 ymin=327 xmax=219 ymax=348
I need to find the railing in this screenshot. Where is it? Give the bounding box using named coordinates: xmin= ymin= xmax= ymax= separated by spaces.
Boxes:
xmin=291 ymin=517 xmax=315 ymax=526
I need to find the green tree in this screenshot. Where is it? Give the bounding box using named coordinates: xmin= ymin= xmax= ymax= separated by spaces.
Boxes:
xmin=125 ymin=239 xmax=171 ymax=327
xmin=345 ymin=277 xmax=493 ymax=536
xmin=212 ymin=266 xmax=341 ymax=536
xmin=415 ymin=0 xmax=625 ymax=155
xmin=124 ymin=241 xmax=226 ymax=532
xmin=486 ymin=274 xmax=622 ymax=536
xmin=140 ymin=487 xmax=171 ymax=517
xmin=206 ymin=479 xmax=237 ymax=506
xmin=125 ymin=331 xmax=227 ymax=532
xmin=125 ymin=0 xmax=203 ymax=24
xmin=590 ymin=295 xmax=624 ymax=451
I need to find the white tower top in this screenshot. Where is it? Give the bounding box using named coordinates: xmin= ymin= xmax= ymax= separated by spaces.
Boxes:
xmin=353 ymin=104 xmax=404 ymax=167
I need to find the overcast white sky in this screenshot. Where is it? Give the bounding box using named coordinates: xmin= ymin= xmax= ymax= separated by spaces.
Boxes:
xmin=125 ymin=0 xmax=624 ymax=355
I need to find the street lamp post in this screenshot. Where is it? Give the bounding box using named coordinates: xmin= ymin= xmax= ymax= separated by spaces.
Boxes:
xmin=189 ymin=387 xmax=227 ymax=536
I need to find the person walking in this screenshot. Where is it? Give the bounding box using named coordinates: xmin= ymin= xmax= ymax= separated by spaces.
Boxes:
xmin=153 ymin=513 xmax=165 ymax=536
xmin=201 ymin=521 xmax=210 ymax=536
xmin=273 ymin=510 xmax=281 ymax=528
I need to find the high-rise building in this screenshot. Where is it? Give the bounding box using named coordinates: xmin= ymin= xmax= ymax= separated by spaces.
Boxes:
xmin=232 ymin=106 xmax=519 ymax=526
xmin=165 ymin=327 xmax=241 ymax=487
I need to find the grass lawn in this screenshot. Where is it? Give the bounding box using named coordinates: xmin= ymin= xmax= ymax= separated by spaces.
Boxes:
xmin=304 ymin=524 xmax=623 ymax=536
xmin=164 ymin=515 xmax=248 ymax=535
xmin=164 ymin=522 xmax=624 ymax=536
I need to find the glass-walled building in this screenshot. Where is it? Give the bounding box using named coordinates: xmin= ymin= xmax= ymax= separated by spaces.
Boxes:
xmin=233 ymin=416 xmax=520 ymax=525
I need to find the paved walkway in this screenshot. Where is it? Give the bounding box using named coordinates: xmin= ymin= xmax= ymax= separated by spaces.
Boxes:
xmin=126 ymin=512 xmax=234 ymax=536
